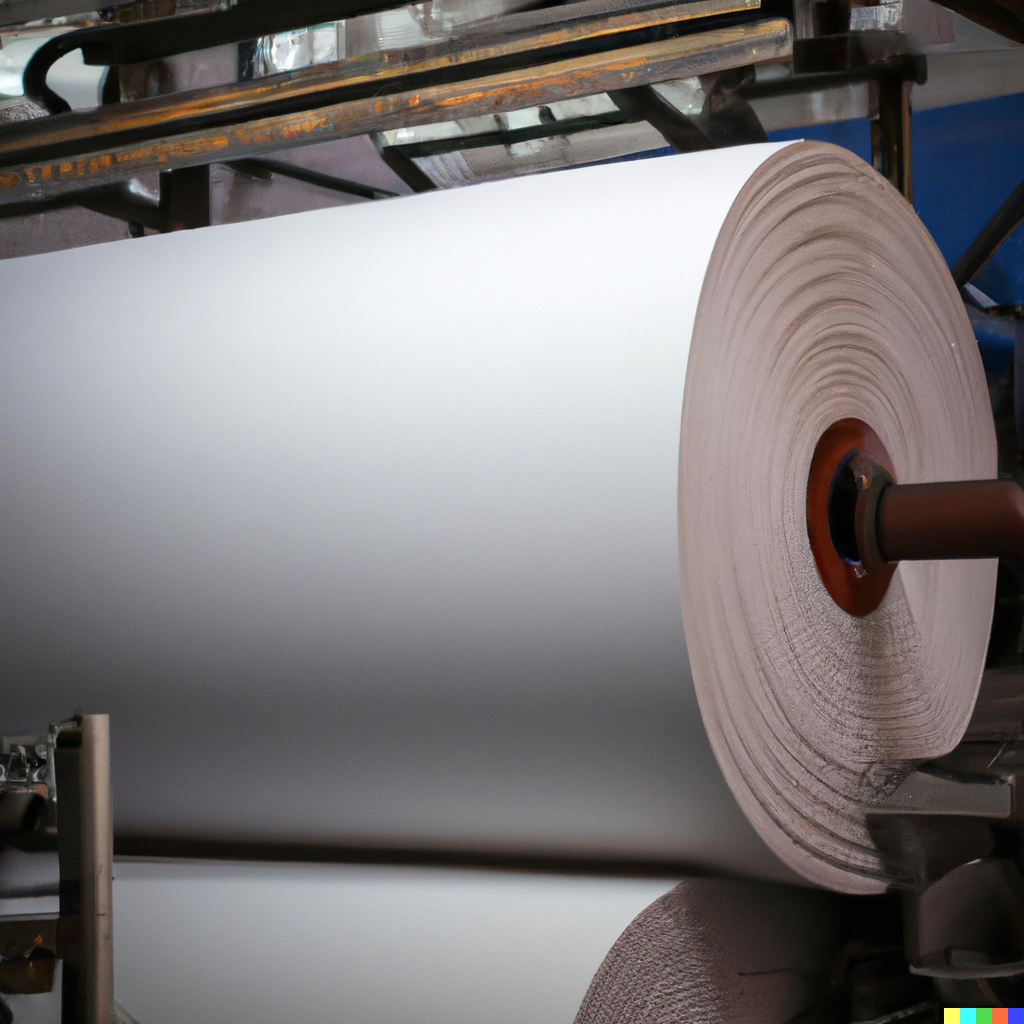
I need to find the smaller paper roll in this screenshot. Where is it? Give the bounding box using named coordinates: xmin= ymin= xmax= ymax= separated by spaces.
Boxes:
xmin=574 ymin=878 xmax=847 ymax=1024
xmin=680 ymin=142 xmax=997 ymax=893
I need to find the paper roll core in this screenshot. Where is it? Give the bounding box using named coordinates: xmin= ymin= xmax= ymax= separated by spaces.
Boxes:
xmin=807 ymin=418 xmax=898 ymax=617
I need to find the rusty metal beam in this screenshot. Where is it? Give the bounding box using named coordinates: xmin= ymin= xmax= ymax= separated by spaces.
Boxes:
xmin=0 ymin=0 xmax=757 ymax=167
xmin=0 ymin=18 xmax=792 ymax=202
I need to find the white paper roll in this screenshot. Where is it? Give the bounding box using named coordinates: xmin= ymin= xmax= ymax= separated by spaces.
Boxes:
xmin=574 ymin=878 xmax=847 ymax=1024
xmin=0 ymin=141 xmax=793 ymax=878
xmin=0 ymin=141 xmax=995 ymax=890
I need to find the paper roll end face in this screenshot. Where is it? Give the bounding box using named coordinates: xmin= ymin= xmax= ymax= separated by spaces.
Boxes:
xmin=679 ymin=140 xmax=998 ymax=893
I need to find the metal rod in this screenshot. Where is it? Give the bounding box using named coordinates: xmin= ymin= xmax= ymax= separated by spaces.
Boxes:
xmin=228 ymin=157 xmax=396 ymax=199
xmin=0 ymin=179 xmax=159 ymax=225
xmin=158 ymin=164 xmax=210 ymax=230
xmin=55 ymin=716 xmax=113 ymax=1024
xmin=608 ymin=84 xmax=715 ymax=152
xmin=739 ymin=54 xmax=925 ymax=100
xmin=952 ymin=175 xmax=1024 ymax=287
xmin=376 ymin=145 xmax=438 ymax=192
xmin=20 ymin=0 xmax=753 ymax=115
xmin=876 ymin=480 xmax=1024 ymax=562
xmin=870 ymin=75 xmax=913 ymax=202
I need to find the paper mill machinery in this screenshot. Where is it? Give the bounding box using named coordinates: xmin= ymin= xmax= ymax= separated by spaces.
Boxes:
xmin=1 ymin=0 xmax=1024 ymax=1021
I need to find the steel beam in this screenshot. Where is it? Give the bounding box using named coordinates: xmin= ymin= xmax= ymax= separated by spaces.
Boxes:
xmin=0 ymin=19 xmax=792 ymax=202
xmin=608 ymin=85 xmax=716 ymax=152
xmin=871 ymin=75 xmax=912 ymax=202
xmin=55 ymin=716 xmax=113 ymax=1024
xmin=1 ymin=0 xmax=756 ymax=167
xmin=228 ymin=157 xmax=398 ymax=199
xmin=953 ymin=174 xmax=1024 ymax=287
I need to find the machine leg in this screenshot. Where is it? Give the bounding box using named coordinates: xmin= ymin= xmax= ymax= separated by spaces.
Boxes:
xmin=871 ymin=76 xmax=913 ymax=202
xmin=56 ymin=716 xmax=114 ymax=1024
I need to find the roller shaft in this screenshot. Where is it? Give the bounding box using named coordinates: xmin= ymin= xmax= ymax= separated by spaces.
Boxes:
xmin=876 ymin=480 xmax=1024 ymax=562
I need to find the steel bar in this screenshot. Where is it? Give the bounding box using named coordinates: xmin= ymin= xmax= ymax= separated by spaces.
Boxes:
xmin=952 ymin=175 xmax=1024 ymax=287
xmin=228 ymin=156 xmax=397 ymax=199
xmin=876 ymin=480 xmax=1024 ymax=562
xmin=377 ymin=145 xmax=437 ymax=191
xmin=0 ymin=179 xmax=159 ymax=226
xmin=158 ymin=164 xmax=210 ymax=229
xmin=0 ymin=0 xmax=755 ymax=169
xmin=55 ymin=716 xmax=113 ymax=1024
xmin=0 ymin=19 xmax=792 ymax=202
xmin=608 ymin=84 xmax=715 ymax=151
xmin=382 ymin=109 xmax=637 ymax=159
xmin=870 ymin=76 xmax=912 ymax=201
xmin=739 ymin=53 xmax=926 ymax=100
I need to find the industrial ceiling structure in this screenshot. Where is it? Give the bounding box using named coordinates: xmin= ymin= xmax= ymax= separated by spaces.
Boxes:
xmin=0 ymin=0 xmax=1018 ymax=248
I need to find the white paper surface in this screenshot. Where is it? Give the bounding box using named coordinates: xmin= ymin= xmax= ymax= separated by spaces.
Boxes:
xmin=0 ymin=144 xmax=794 ymax=880
xmin=107 ymin=862 xmax=676 ymax=1024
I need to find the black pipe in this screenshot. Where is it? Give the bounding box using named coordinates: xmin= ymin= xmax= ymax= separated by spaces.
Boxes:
xmin=877 ymin=480 xmax=1024 ymax=563
xmin=0 ymin=180 xmax=161 ymax=230
xmin=608 ymin=85 xmax=715 ymax=152
xmin=738 ymin=53 xmax=926 ymax=101
xmin=952 ymin=174 xmax=1024 ymax=287
xmin=23 ymin=0 xmax=437 ymax=114
xmin=228 ymin=157 xmax=397 ymax=200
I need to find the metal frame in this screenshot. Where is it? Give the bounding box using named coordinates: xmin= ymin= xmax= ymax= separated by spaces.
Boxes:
xmin=54 ymin=716 xmax=114 ymax=1024
xmin=24 ymin=0 xmax=461 ymax=113
xmin=0 ymin=717 xmax=114 ymax=1024
xmin=0 ymin=18 xmax=792 ymax=203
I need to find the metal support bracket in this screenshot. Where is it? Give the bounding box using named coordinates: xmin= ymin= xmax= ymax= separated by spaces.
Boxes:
xmin=55 ymin=716 xmax=114 ymax=1024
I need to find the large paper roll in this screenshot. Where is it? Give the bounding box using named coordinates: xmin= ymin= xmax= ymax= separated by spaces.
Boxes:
xmin=0 ymin=141 xmax=994 ymax=890
xmin=680 ymin=143 xmax=996 ymax=892
xmin=0 ymin=140 xmax=794 ymax=878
